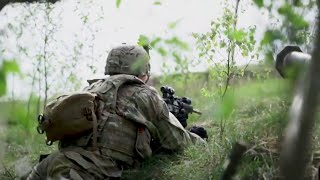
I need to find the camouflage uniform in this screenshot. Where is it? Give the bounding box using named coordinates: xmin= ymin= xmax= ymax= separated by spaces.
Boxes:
xmin=27 ymin=45 xmax=204 ymax=180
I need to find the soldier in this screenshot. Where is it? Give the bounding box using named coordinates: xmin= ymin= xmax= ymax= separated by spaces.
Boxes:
xmin=26 ymin=44 xmax=206 ymax=179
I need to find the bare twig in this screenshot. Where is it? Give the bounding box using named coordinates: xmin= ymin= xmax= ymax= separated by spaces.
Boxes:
xmin=222 ymin=48 xmax=232 ymax=98
xmin=42 ymin=2 xmax=51 ymax=110
xmin=219 ymin=0 xmax=241 ymax=140
xmin=26 ymin=69 xmax=36 ymax=120
xmin=243 ymin=59 xmax=252 ymax=72
xmin=36 ymin=58 xmax=41 ymax=116
xmin=222 ymin=0 xmax=240 ymax=98
xmin=10 ymin=75 xmax=15 ymax=110
xmin=1 ymin=161 xmax=14 ymax=180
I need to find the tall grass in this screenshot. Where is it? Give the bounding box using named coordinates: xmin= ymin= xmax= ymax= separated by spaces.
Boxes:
xmin=1 ymin=68 xmax=316 ymax=179
xmin=0 ymin=97 xmax=56 ymax=179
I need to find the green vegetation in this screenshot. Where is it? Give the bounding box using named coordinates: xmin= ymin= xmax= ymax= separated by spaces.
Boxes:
xmin=0 ymin=67 xmax=307 ymax=179
xmin=123 ymin=74 xmax=295 ymax=179
xmin=0 ymin=0 xmax=319 ymax=179
xmin=0 ymin=98 xmax=56 ymax=179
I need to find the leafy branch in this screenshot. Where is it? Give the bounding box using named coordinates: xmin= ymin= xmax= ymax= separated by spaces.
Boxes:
xmin=221 ymin=0 xmax=241 ymax=98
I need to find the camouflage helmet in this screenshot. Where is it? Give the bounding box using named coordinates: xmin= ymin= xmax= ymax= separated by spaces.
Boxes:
xmin=105 ymin=45 xmax=151 ymax=76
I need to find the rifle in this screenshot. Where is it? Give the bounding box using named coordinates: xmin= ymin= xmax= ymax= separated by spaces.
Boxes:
xmin=160 ymin=86 xmax=201 ymax=128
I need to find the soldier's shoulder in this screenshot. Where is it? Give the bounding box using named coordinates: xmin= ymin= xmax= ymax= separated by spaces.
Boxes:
xmin=147 ymin=86 xmax=159 ymax=93
xmin=135 ymin=85 xmax=159 ymax=96
xmin=130 ymin=85 xmax=162 ymax=104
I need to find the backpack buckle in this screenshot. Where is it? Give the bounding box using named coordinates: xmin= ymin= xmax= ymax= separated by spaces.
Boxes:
xmin=46 ymin=140 xmax=53 ymax=146
xmin=37 ymin=114 xmax=45 ymax=134
xmin=83 ymin=107 xmax=93 ymax=121
xmin=37 ymin=126 xmax=44 ymax=134
xmin=38 ymin=114 xmax=45 ymax=123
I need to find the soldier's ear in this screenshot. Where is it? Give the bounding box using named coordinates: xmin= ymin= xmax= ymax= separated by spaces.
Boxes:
xmin=137 ymin=75 xmax=149 ymax=83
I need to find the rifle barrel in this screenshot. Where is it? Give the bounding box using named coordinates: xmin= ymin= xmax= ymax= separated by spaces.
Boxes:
xmin=172 ymin=104 xmax=202 ymax=115
xmin=192 ymin=109 xmax=202 ymax=115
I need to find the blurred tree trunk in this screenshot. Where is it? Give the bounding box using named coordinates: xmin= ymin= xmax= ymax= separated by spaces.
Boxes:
xmin=279 ymin=0 xmax=320 ymax=179
xmin=0 ymin=0 xmax=59 ymax=11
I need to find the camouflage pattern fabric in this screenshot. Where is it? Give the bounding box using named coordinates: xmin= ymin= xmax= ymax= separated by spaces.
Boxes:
xmin=27 ymin=149 xmax=122 ymax=180
xmin=27 ymin=74 xmax=204 ymax=179
xmin=104 ymin=45 xmax=151 ymax=76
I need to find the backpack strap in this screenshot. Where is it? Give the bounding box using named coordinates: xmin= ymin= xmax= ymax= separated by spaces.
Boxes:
xmin=104 ymin=75 xmax=144 ymax=111
xmin=85 ymin=75 xmax=145 ymax=151
xmin=92 ymin=108 xmax=98 ymax=151
xmin=85 ymin=75 xmax=144 ymax=113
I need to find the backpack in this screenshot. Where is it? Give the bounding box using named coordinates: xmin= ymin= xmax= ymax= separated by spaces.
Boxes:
xmin=37 ymin=92 xmax=98 ymax=145
xmin=37 ymin=75 xmax=145 ymax=146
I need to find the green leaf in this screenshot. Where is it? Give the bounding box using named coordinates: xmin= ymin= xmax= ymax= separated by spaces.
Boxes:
xmin=131 ymin=56 xmax=149 ymax=73
xmin=278 ymin=4 xmax=309 ymax=29
xmin=150 ymin=37 xmax=161 ymax=47
xmin=220 ymin=41 xmax=227 ymax=48
xmin=138 ymin=35 xmax=150 ymax=46
xmin=0 ymin=60 xmax=20 ymax=96
xmin=241 ymin=49 xmax=249 ymax=57
xmin=81 ymin=15 xmax=88 ymax=24
xmin=261 ymin=30 xmax=283 ymax=45
xmin=253 ymin=0 xmax=264 ymax=8
xmin=265 ymin=50 xmax=274 ymax=65
xmin=293 ymin=0 xmax=303 ymax=7
xmin=0 ymin=72 xmax=6 ymax=96
xmin=229 ymin=29 xmax=247 ymax=42
xmin=2 ymin=60 xmax=20 ymax=73
xmin=217 ymin=93 xmax=236 ymax=119
xmin=116 ymin=0 xmax=121 ymax=8
xmin=153 ymin=1 xmax=161 ymax=5
xmin=164 ymin=37 xmax=189 ymax=50
xmin=172 ymin=52 xmax=182 ymax=64
xmin=191 ymin=33 xmax=199 ymax=39
xmin=157 ymin=47 xmax=167 ymax=56
xmin=168 ymin=20 xmax=180 ymax=29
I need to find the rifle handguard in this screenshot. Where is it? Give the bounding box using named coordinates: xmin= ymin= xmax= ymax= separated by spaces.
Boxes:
xmin=160 ymin=85 xmax=202 ymax=127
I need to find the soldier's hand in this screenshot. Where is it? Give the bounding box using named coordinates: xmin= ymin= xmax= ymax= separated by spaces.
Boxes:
xmin=176 ymin=110 xmax=188 ymax=128
xmin=189 ymin=126 xmax=208 ymax=140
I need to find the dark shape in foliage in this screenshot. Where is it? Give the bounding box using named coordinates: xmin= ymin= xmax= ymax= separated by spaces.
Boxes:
xmin=276 ymin=45 xmax=302 ymax=77
xmin=189 ymin=126 xmax=208 ymax=140
xmin=220 ymin=142 xmax=248 ymax=180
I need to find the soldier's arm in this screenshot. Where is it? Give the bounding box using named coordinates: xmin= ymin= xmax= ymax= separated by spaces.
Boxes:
xmin=161 ymin=104 xmax=206 ymax=149
xmin=133 ymin=88 xmax=205 ymax=151
xmin=146 ymin=86 xmax=205 ymax=144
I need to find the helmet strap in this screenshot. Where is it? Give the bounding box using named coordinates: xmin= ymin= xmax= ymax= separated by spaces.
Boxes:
xmin=145 ymin=74 xmax=150 ymax=84
xmin=138 ymin=74 xmax=150 ymax=84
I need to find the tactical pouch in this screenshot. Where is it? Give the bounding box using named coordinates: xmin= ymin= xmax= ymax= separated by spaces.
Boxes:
xmin=135 ymin=127 xmax=152 ymax=159
xmin=37 ymin=92 xmax=98 ymax=145
xmin=98 ymin=112 xmax=138 ymax=164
